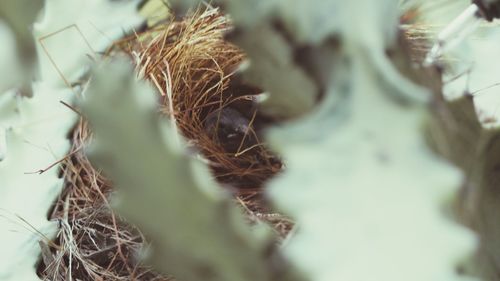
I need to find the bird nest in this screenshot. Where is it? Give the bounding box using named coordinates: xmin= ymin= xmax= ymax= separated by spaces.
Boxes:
xmin=121 ymin=6 xmax=282 ymax=189
xmin=37 ymin=5 xmax=290 ymax=281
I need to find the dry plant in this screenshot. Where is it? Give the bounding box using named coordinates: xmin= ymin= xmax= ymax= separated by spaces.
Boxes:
xmin=38 ymin=6 xmax=290 ymax=281
xmin=117 ymin=6 xmax=282 ymax=188
xmin=38 ymin=120 xmax=172 ymax=280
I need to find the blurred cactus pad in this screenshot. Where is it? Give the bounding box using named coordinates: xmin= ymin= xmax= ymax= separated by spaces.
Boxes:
xmin=3 ymin=0 xmax=500 ymax=281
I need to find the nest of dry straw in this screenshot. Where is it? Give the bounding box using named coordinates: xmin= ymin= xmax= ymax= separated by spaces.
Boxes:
xmin=38 ymin=6 xmax=291 ymax=281
xmin=120 ymin=6 xmax=282 ymax=188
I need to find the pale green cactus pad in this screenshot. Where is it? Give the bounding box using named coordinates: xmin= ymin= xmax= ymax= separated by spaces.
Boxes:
xmin=167 ymin=1 xmax=481 ymax=281
xmin=0 ymin=1 xmax=144 ymax=280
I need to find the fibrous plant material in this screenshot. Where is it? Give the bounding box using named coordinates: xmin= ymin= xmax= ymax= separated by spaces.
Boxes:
xmin=116 ymin=7 xmax=282 ymax=188
xmin=81 ymin=58 xmax=306 ymax=281
xmin=40 ymin=119 xmax=171 ymax=280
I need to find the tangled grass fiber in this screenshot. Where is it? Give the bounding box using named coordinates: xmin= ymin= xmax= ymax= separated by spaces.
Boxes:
xmin=38 ymin=6 xmax=290 ymax=281
xmin=120 ymin=6 xmax=282 ymax=188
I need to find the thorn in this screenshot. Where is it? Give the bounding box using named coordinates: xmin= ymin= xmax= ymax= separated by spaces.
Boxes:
xmin=424 ymin=4 xmax=482 ymax=66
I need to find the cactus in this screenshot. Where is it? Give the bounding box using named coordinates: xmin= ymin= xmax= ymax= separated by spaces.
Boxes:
xmin=0 ymin=1 xmax=144 ymax=280
xmin=426 ymin=20 xmax=500 ymax=280
xmin=78 ymin=0 xmax=481 ymax=281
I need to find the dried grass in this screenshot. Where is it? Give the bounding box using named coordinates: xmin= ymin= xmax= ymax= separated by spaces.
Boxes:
xmin=38 ymin=119 xmax=171 ymax=280
xmin=38 ymin=6 xmax=290 ymax=281
xmin=117 ymin=6 xmax=282 ymax=188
